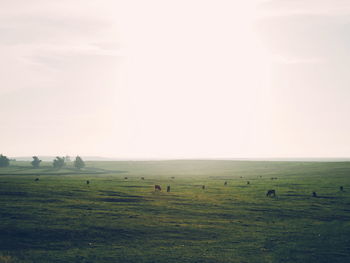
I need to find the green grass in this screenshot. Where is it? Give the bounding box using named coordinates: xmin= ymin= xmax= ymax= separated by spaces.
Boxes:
xmin=0 ymin=160 xmax=350 ymax=262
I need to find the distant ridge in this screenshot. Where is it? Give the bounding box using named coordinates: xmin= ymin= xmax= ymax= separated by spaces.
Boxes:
xmin=12 ymin=156 xmax=118 ymax=162
xmin=11 ymin=156 xmax=350 ymax=162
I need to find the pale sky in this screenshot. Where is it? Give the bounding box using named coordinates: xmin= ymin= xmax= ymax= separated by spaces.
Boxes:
xmin=1 ymin=0 xmax=350 ymax=158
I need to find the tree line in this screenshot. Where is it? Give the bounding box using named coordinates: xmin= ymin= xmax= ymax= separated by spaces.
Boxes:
xmin=0 ymin=154 xmax=85 ymax=169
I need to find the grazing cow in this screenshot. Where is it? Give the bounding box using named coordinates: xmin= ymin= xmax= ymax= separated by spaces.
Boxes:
xmin=86 ymin=180 xmax=90 ymax=185
xmin=240 ymin=176 xmax=243 ymax=178
xmin=202 ymin=185 xmax=205 ymax=190
xmin=247 ymin=181 xmax=250 ymax=185
xmin=224 ymin=181 xmax=227 ymax=186
xmin=312 ymin=192 xmax=317 ymax=197
xmin=167 ymin=186 xmax=171 ymax=192
xmin=141 ymin=177 xmax=145 ymax=180
xmin=171 ymin=176 xmax=175 ymax=179
xmin=155 ymin=185 xmax=161 ymax=191
xmin=266 ymin=189 xmax=276 ymax=197
xmin=124 ymin=177 xmax=128 ymax=180
xmin=340 ymin=186 xmax=344 ymax=191
xmin=34 ymin=178 xmax=39 ymax=182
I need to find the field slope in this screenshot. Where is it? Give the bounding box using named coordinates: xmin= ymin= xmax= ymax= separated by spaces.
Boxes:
xmin=0 ymin=160 xmax=350 ymax=263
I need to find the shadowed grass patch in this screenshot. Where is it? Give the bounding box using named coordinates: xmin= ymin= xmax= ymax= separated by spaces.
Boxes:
xmin=1 ymin=160 xmax=350 ymax=262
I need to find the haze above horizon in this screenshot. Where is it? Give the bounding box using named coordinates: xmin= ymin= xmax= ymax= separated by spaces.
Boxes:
xmin=1 ymin=0 xmax=350 ymax=159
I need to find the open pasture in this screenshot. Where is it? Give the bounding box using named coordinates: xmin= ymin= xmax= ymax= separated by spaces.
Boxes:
xmin=0 ymin=160 xmax=350 ymax=263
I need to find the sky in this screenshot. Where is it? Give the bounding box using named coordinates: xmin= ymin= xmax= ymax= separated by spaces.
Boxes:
xmin=1 ymin=0 xmax=350 ymax=159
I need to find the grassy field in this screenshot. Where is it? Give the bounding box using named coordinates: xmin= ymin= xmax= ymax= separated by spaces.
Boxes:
xmin=0 ymin=160 xmax=350 ymax=263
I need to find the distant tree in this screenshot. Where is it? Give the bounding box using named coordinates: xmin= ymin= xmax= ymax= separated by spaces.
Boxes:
xmin=74 ymin=156 xmax=85 ymax=170
xmin=31 ymin=156 xmax=42 ymax=168
xmin=0 ymin=154 xmax=10 ymax=167
xmin=53 ymin=156 xmax=65 ymax=169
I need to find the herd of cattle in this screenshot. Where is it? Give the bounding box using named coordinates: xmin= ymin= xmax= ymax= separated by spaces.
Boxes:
xmin=33 ymin=176 xmax=345 ymax=197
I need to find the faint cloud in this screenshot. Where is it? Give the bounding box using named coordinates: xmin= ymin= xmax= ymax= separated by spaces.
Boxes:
xmin=258 ymin=0 xmax=350 ymax=17
xmin=0 ymin=10 xmax=122 ymax=72
xmin=0 ymin=15 xmax=112 ymax=46
xmin=273 ymin=55 xmax=323 ymax=65
xmin=256 ymin=13 xmax=350 ymax=62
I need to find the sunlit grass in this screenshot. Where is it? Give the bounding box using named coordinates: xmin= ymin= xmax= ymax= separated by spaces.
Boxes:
xmin=0 ymin=160 xmax=350 ymax=262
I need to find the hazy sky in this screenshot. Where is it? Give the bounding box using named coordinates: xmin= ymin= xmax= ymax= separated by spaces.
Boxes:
xmin=1 ymin=0 xmax=350 ymax=158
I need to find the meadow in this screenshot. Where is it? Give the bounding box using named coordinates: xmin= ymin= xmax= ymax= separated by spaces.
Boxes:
xmin=0 ymin=160 xmax=350 ymax=263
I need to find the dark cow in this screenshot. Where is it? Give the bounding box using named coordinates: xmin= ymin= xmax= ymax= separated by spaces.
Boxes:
xmin=266 ymin=190 xmax=276 ymax=197
xmin=141 ymin=177 xmax=145 ymax=180
xmin=312 ymin=192 xmax=317 ymax=197
xmin=224 ymin=181 xmax=227 ymax=186
xmin=340 ymin=186 xmax=344 ymax=191
xmin=202 ymin=185 xmax=205 ymax=190
xmin=170 ymin=177 xmax=175 ymax=179
xmin=86 ymin=180 xmax=90 ymax=185
xmin=34 ymin=178 xmax=39 ymax=182
xmin=167 ymin=186 xmax=171 ymax=192
xmin=155 ymin=185 xmax=161 ymax=191
xmin=124 ymin=177 xmax=128 ymax=180
xmin=247 ymin=181 xmax=250 ymax=185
